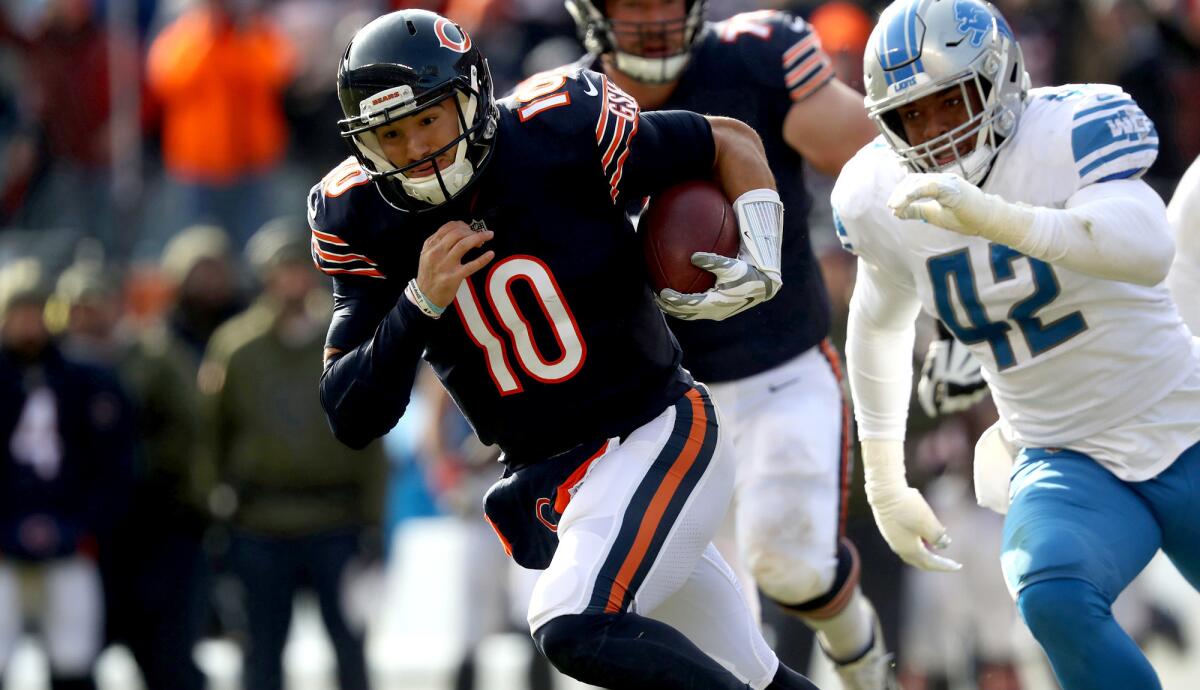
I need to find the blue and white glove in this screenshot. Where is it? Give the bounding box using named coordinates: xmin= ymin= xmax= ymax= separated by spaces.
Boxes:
xmin=656 ymin=188 xmax=784 ymax=321
xmin=917 ymin=336 xmax=990 ymax=418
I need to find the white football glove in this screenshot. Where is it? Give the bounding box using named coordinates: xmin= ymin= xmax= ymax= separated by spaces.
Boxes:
xmin=862 ymin=439 xmax=962 ymax=572
xmin=656 ymin=253 xmax=776 ymax=321
xmin=656 ymin=188 xmax=783 ymax=322
xmin=917 ymin=336 xmax=990 ymax=418
xmin=888 ymin=173 xmax=1034 ymax=247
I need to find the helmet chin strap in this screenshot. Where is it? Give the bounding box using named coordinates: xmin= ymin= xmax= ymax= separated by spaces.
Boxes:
xmin=613 ymin=50 xmax=690 ymax=84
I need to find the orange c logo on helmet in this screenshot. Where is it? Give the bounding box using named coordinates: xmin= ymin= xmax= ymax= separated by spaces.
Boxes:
xmin=434 ymin=17 xmax=472 ymax=53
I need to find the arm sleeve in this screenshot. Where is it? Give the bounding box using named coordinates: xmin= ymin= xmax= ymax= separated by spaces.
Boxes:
xmin=846 ymin=257 xmax=923 ymax=441
xmin=590 ymin=76 xmax=710 ymax=204
xmin=1018 ymin=179 xmax=1174 ymax=287
xmin=606 ymin=108 xmax=715 ymax=204
xmin=320 ymin=276 xmax=432 ymax=450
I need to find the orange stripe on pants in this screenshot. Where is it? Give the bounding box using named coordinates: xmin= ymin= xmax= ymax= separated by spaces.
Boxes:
xmin=604 ymin=388 xmax=708 ymax=613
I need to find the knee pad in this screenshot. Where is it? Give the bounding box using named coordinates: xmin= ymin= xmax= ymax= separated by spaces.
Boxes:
xmin=745 ymin=543 xmax=832 ymax=605
xmin=533 ymin=614 xmax=610 ymax=676
xmin=738 ymin=489 xmax=836 ymax=605
xmin=776 ymin=538 xmax=860 ymax=618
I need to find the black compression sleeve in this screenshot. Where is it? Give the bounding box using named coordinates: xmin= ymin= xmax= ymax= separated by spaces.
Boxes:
xmin=320 ymin=296 xmax=433 ymax=449
xmin=618 ymin=110 xmax=716 ymax=201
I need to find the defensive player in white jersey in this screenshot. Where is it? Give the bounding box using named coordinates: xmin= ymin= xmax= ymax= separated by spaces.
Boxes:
xmin=831 ymin=1 xmax=1200 ymax=689
xmin=1168 ymin=154 xmax=1200 ymax=332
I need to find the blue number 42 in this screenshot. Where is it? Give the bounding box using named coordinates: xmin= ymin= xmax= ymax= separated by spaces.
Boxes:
xmin=927 ymin=245 xmax=1088 ymax=370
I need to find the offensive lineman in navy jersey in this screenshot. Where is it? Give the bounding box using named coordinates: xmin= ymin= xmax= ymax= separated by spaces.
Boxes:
xmin=559 ymin=1 xmax=890 ymax=687
xmin=313 ymin=10 xmax=818 ymax=690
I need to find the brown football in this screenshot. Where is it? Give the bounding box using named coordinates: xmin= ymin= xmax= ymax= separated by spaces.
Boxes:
xmin=641 ymin=180 xmax=740 ymax=294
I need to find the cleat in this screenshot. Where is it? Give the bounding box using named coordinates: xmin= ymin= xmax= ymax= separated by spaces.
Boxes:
xmin=826 ymin=622 xmax=899 ymax=690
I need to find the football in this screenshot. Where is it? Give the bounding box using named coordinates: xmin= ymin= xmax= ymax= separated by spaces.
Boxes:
xmin=641 ymin=180 xmax=740 ymax=294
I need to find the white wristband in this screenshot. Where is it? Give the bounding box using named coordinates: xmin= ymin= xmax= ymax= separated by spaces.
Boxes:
xmin=405 ymin=278 xmax=446 ymax=319
xmin=732 ymin=188 xmax=783 ymax=280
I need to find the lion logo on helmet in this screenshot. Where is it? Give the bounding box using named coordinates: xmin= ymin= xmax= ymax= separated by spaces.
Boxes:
xmin=954 ymin=0 xmax=994 ymax=48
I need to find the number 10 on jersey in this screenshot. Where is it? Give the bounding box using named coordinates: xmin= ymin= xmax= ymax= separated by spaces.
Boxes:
xmin=455 ymin=255 xmax=588 ymax=395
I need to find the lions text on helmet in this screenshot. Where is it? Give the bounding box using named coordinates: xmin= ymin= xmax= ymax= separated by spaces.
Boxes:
xmin=863 ymin=0 xmax=1028 ymax=184
xmin=336 ymin=11 xmax=498 ymax=211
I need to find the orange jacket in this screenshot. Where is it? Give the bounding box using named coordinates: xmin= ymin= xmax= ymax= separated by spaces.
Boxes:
xmin=147 ymin=9 xmax=294 ymax=183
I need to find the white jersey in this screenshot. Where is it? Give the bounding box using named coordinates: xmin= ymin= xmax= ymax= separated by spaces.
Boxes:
xmin=1167 ymin=155 xmax=1200 ymax=333
xmin=834 ymin=84 xmax=1198 ymax=479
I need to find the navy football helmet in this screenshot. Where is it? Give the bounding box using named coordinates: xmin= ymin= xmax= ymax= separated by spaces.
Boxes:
xmin=337 ymin=10 xmax=498 ymax=211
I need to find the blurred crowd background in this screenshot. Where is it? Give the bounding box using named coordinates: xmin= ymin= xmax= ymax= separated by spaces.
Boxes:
xmin=0 ymin=0 xmax=1199 ymax=689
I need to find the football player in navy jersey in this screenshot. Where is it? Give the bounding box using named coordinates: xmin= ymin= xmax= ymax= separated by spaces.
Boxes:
xmin=314 ymin=10 xmax=818 ymax=690
xmin=560 ymin=1 xmax=891 ymax=687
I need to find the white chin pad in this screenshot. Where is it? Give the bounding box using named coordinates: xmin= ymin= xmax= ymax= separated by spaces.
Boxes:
xmin=614 ymin=51 xmax=690 ymax=83
xmin=934 ymin=143 xmax=994 ymax=185
xmin=400 ymin=139 xmax=474 ymax=205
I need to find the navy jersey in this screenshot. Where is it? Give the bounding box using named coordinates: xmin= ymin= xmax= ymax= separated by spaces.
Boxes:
xmin=580 ymin=10 xmax=836 ymax=382
xmin=312 ymin=69 xmax=715 ymax=466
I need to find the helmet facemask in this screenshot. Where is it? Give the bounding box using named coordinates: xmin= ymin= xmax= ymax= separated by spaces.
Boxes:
xmin=566 ymin=0 xmax=706 ymax=84
xmin=339 ymin=63 xmax=497 ymax=211
xmin=874 ymin=70 xmax=1016 ymax=185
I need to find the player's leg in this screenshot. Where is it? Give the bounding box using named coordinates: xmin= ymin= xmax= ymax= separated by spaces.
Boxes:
xmin=718 ymin=345 xmax=887 ymax=684
xmin=42 ymin=556 xmax=102 ymax=690
xmin=1002 ymin=449 xmax=1162 ymax=690
xmin=1133 ymin=439 xmax=1200 ymax=589
xmin=304 ymin=530 xmax=370 ymax=690
xmin=528 ymin=387 xmax=778 ymax=689
xmin=0 ymin=562 xmax=22 ymax=674
xmin=649 ymin=543 xmax=819 ymax=689
xmin=231 ymin=532 xmax=298 ymax=690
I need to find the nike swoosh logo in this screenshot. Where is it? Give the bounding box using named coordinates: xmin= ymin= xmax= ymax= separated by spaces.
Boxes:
xmin=580 ymin=72 xmax=599 ymax=97
xmin=767 ymin=377 xmax=802 ymax=394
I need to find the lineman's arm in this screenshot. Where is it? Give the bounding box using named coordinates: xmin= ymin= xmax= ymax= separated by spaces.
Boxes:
xmin=890 ymin=174 xmax=1174 ymax=287
xmin=782 ymin=78 xmax=878 ymax=177
xmin=847 ymin=258 xmax=961 ymax=572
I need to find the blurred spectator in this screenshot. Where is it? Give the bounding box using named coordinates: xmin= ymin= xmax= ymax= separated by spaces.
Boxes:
xmin=160 ymin=223 xmax=245 ymax=365
xmin=55 ymin=259 xmax=211 ymax=690
xmin=1 ymin=0 xmax=139 ymax=248
xmin=275 ymin=1 xmax=374 ymax=182
xmin=0 ymin=259 xmax=135 ymax=690
xmin=198 ymin=217 xmax=386 ymax=690
xmin=146 ymin=0 xmax=295 ymax=245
